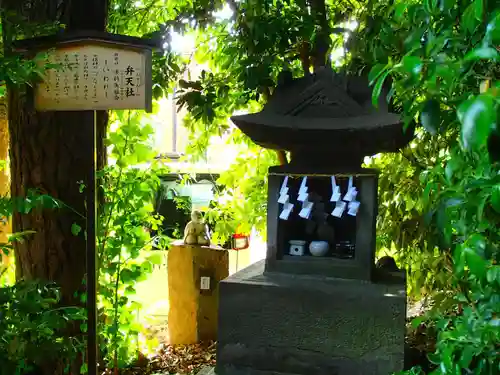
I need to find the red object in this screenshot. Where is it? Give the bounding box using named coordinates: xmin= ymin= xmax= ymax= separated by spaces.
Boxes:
xmin=232 ymin=233 xmax=250 ymax=251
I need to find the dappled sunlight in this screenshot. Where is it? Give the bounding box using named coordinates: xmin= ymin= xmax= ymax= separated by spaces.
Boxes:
xmin=1 ymin=0 xmax=498 ymax=374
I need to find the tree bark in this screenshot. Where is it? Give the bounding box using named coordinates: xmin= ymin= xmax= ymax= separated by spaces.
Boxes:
xmin=2 ymin=0 xmax=108 ymax=311
xmin=0 ymin=99 xmax=12 ymax=275
xmin=2 ymin=2 xmax=109 ymax=373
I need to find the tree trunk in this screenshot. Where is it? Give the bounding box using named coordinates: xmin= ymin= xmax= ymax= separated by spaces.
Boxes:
xmin=2 ymin=4 xmax=108 ymax=373
xmin=3 ymin=0 xmax=108 ymax=297
xmin=2 ymin=1 xmax=108 ymax=373
xmin=0 ymin=99 xmax=12 ymax=275
xmin=7 ymin=108 xmax=108 ymax=295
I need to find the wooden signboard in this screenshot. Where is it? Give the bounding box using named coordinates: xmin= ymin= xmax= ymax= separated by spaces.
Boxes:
xmin=12 ymin=31 xmax=157 ymax=375
xmin=13 ymin=31 xmax=156 ymax=113
xmin=35 ymin=43 xmax=152 ymax=112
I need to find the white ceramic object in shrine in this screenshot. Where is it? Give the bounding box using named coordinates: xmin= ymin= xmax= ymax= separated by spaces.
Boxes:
xmin=289 ymin=240 xmax=306 ymax=256
xmin=309 ymin=241 xmax=329 ymax=257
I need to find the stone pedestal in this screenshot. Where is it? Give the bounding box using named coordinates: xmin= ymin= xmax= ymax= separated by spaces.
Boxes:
xmin=214 ymin=261 xmax=406 ymax=375
xmin=168 ymin=242 xmax=229 ymax=344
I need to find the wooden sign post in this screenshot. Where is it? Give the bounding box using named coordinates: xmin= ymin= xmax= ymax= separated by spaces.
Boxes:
xmin=14 ymin=31 xmax=157 ymax=375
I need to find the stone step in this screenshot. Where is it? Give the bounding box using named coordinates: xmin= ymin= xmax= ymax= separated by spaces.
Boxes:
xmin=197 ymin=367 xmax=215 ymax=375
xmin=197 ymin=366 xmax=300 ymax=375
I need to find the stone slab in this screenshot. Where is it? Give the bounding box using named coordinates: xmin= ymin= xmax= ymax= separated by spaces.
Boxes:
xmin=215 ymin=261 xmax=406 ymax=375
xmin=197 ymin=366 xmax=216 ymax=375
xmin=197 ymin=365 xmax=298 ymax=375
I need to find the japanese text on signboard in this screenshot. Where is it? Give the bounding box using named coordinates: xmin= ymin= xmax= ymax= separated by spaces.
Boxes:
xmin=36 ymin=44 xmax=148 ymax=111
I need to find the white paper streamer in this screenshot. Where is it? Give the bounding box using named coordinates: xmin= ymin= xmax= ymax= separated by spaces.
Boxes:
xmin=279 ymin=202 xmax=294 ymax=220
xmin=278 ymin=176 xmax=290 ymax=205
xmin=343 ymin=176 xmax=358 ymax=202
xmin=280 ymin=176 xmax=289 ymax=195
xmin=278 ymin=193 xmax=289 ymax=204
xmin=299 ymin=201 xmax=314 ymax=219
xmin=297 ymin=191 xmax=309 ymax=202
xmin=299 ymin=176 xmax=308 ymax=194
xmin=343 ymin=187 xmax=358 ymax=202
xmin=330 ymin=176 xmax=341 ymax=202
xmin=332 ymin=201 xmax=347 ymax=218
xmin=347 ymin=201 xmax=360 ymax=216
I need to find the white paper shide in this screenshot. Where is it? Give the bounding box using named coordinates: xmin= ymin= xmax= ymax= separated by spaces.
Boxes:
xmin=279 ymin=176 xmax=294 ymax=220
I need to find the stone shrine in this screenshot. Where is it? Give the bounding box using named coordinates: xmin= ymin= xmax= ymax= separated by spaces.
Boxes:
xmin=211 ymin=68 xmax=414 ymax=375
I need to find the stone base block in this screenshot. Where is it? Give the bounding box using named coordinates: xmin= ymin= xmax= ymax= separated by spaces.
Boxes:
xmin=197 ymin=366 xmax=298 ymax=375
xmin=215 ymin=261 xmax=406 ymax=375
xmin=168 ymin=242 xmax=229 ymax=344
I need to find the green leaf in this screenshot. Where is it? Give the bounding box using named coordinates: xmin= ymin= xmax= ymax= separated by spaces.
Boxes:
xmin=463 ymin=247 xmax=487 ymax=279
xmin=458 ymin=94 xmax=496 ymax=150
xmin=401 ymin=55 xmax=422 ymax=77
xmin=411 ymin=316 xmax=426 ymax=329
xmin=152 ymin=85 xmax=164 ymax=99
xmin=71 ymin=223 xmax=82 ymax=236
xmin=444 ymin=156 xmax=459 ymax=182
xmin=486 ymin=266 xmax=500 ymax=284
xmin=124 ymin=285 xmax=137 ymax=295
xmin=372 ymin=69 xmax=390 ymax=108
xmin=436 ymin=318 xmax=450 ymax=331
xmin=38 ymin=194 xmax=61 ymax=209
xmin=464 ymin=47 xmax=500 ymax=61
xmin=420 ymin=99 xmax=441 ymax=135
xmin=485 ymin=13 xmax=500 ymax=43
xmin=477 ymin=194 xmax=488 ymax=222
xmin=491 ymin=187 xmax=500 ymax=213
xmin=120 ymin=268 xmax=135 ymax=283
xmin=453 ymin=243 xmax=467 ymax=274
xmin=393 ymin=3 xmax=408 ymax=20
xmin=462 ymin=2 xmax=481 ymax=33
xmin=80 ymin=363 xmax=88 ymax=374
xmin=368 ymin=64 xmax=387 ymax=85
xmin=147 ymin=252 xmax=164 ymax=265
xmin=467 ymin=234 xmax=486 ymax=255
xmin=133 ymin=143 xmax=155 ymax=163
xmin=423 ymin=0 xmax=438 ymax=14
xmin=460 ymin=346 xmax=476 ymax=368
xmin=141 ymin=261 xmax=153 ymax=274
xmin=8 ymin=230 xmax=36 ymax=242
xmin=423 ymin=181 xmax=437 ymax=206
xmin=439 ymin=0 xmax=454 ymax=12
xmin=427 ymin=353 xmax=441 ymax=365
xmin=474 ymin=0 xmax=483 ymax=21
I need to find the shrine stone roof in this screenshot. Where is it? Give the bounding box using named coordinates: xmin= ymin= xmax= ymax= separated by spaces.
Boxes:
xmin=231 ymin=68 xmax=414 ymax=164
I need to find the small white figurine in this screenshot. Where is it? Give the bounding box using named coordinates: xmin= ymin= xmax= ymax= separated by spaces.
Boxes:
xmin=183 ymin=210 xmax=211 ymax=246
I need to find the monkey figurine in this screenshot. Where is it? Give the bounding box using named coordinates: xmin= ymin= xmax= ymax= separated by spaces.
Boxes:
xmin=183 ymin=210 xmax=211 ymax=246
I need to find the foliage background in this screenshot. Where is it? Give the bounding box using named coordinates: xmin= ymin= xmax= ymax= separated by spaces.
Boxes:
xmin=0 ymin=0 xmax=499 ymax=374
xmin=165 ymin=0 xmax=500 ymax=373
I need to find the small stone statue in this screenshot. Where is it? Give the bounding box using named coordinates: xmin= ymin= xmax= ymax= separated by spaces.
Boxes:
xmin=183 ymin=210 xmax=211 ymax=246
